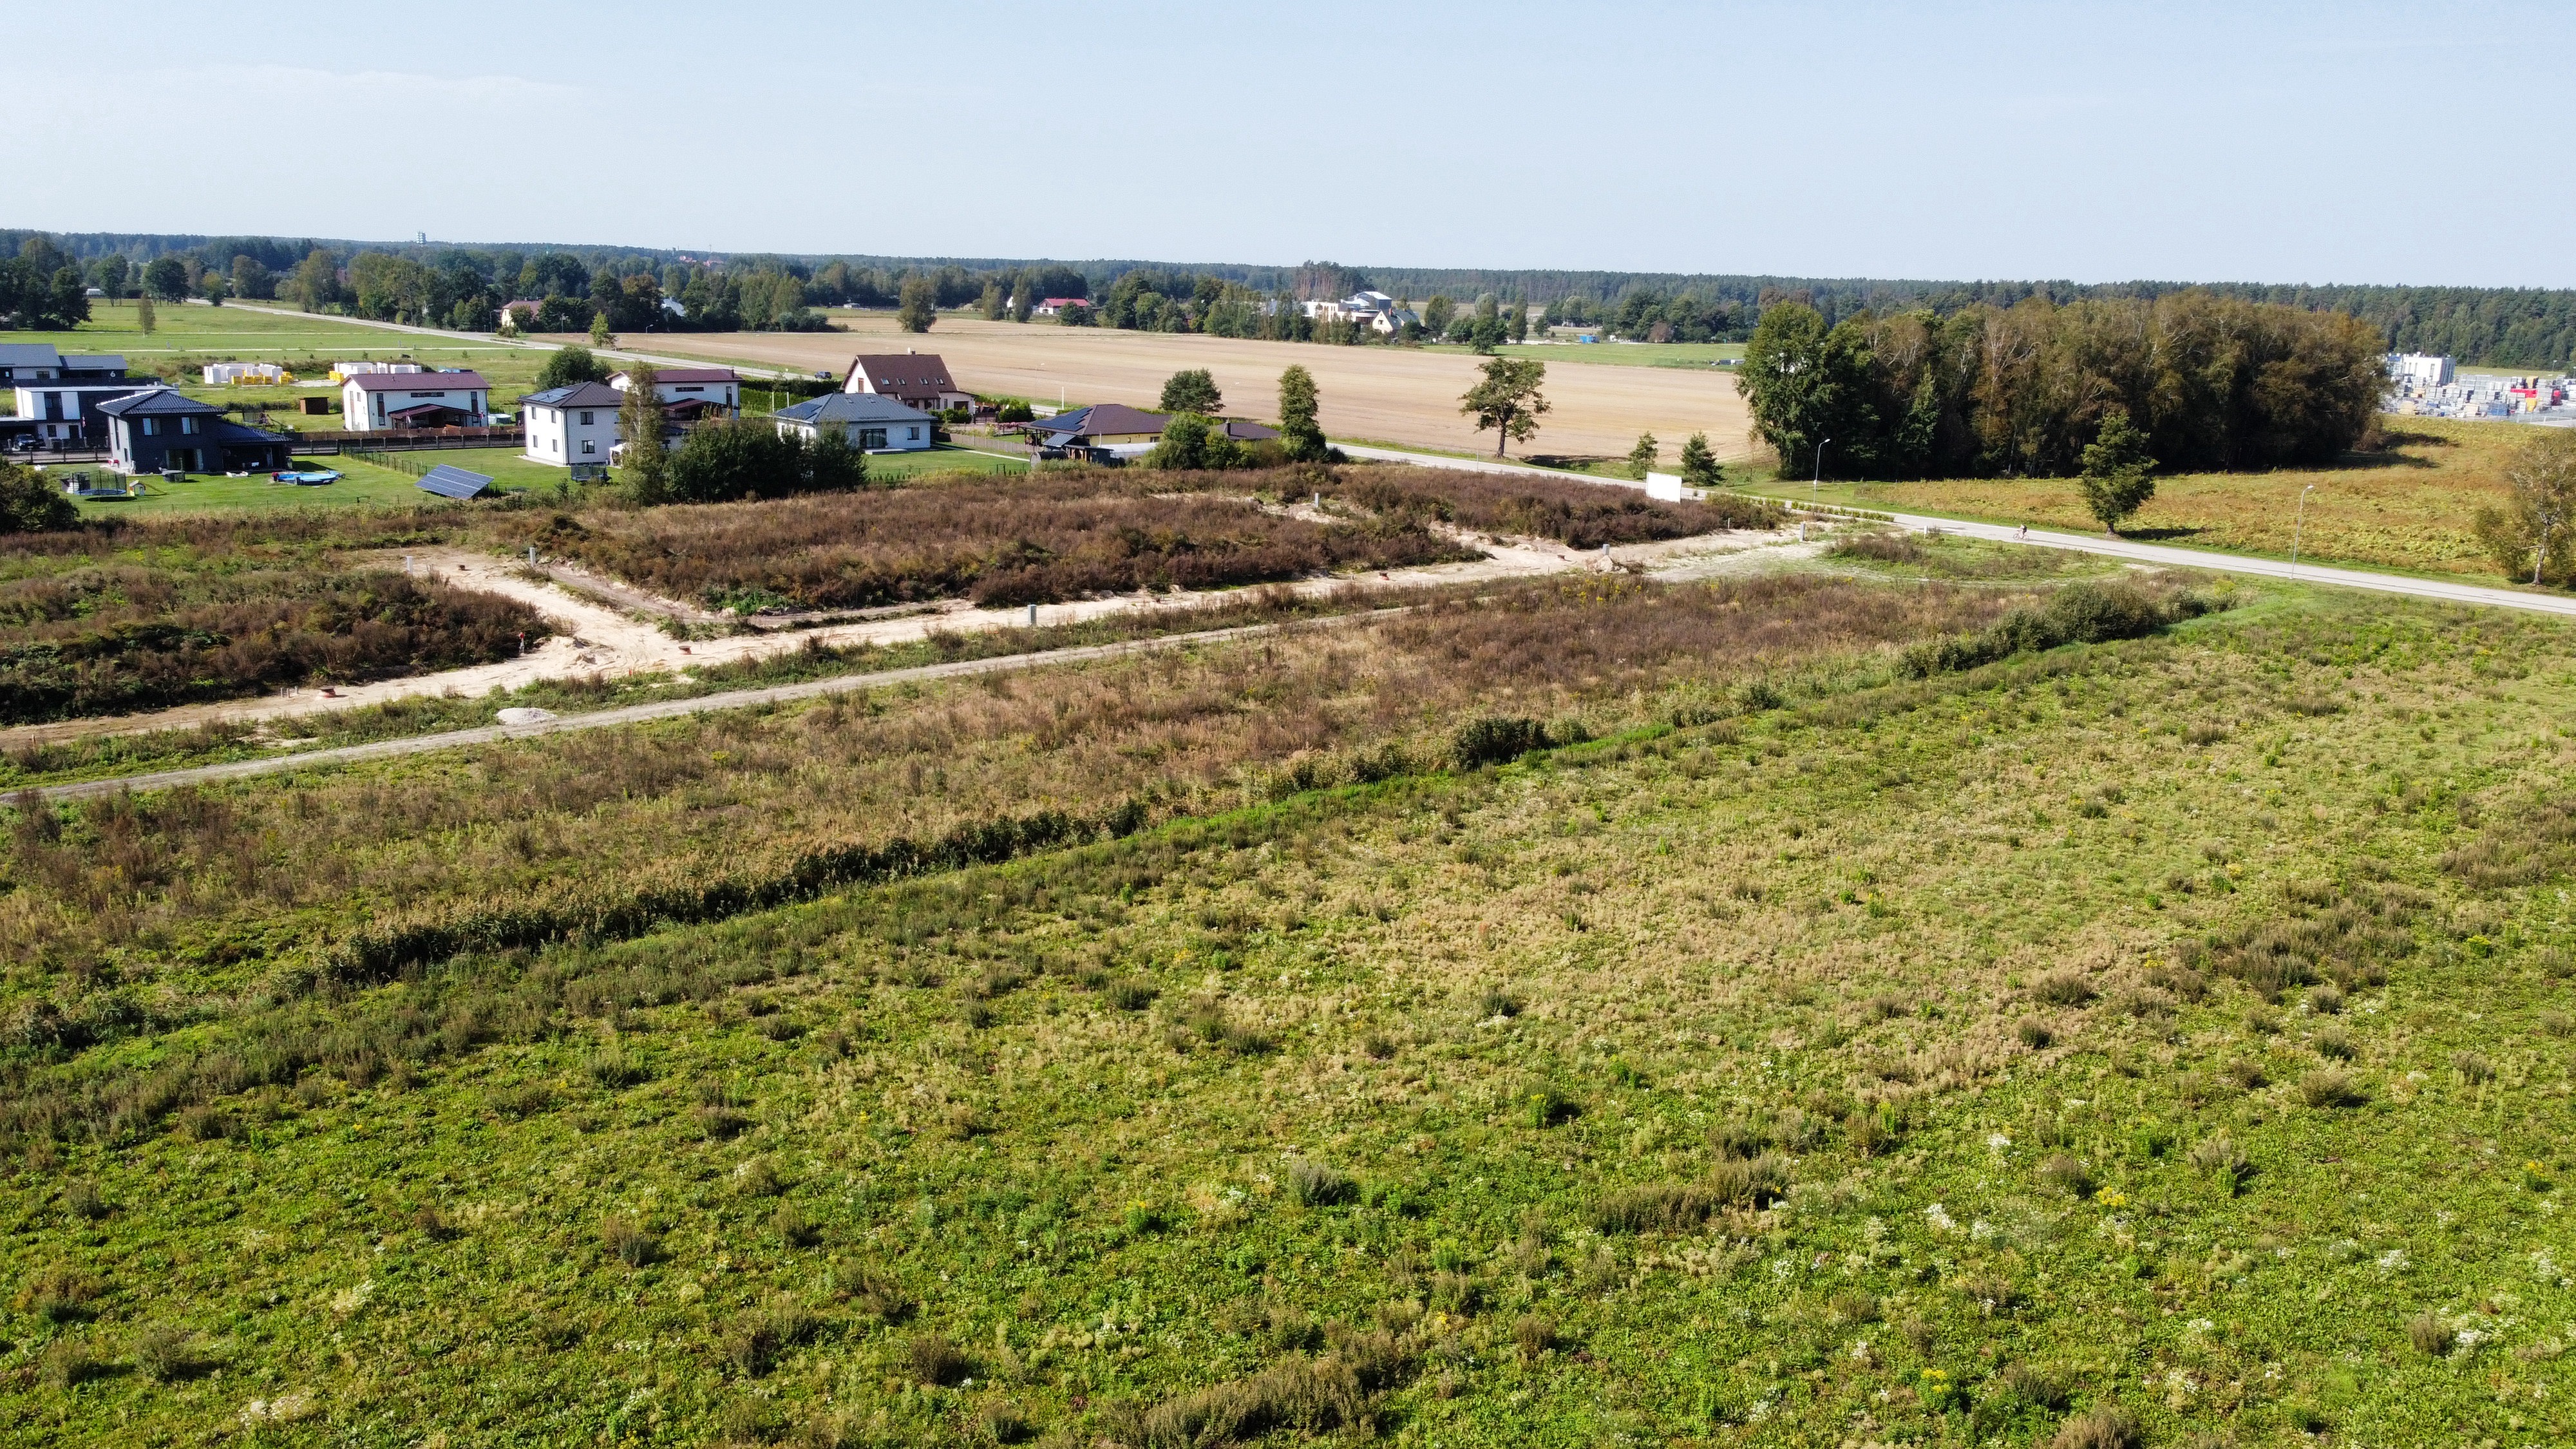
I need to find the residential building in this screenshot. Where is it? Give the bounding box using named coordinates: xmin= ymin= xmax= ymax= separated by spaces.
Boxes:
xmin=1034 ymin=297 xmax=1084 ymax=317
xmin=1026 ymin=404 xmax=1279 ymax=460
xmin=1 ymin=345 xmax=146 ymax=445
xmin=341 ymin=370 xmax=491 ymax=431
xmin=772 ymin=392 xmax=934 ymax=451
xmin=610 ymin=367 xmax=741 ymax=423
xmin=521 ymin=381 xmax=625 ymax=466
xmin=841 ymin=352 xmax=976 ymax=413
xmin=95 ymin=388 xmax=291 ymax=475
xmin=497 ymin=300 xmax=544 ymax=330
xmin=330 ymin=361 xmax=426 ymax=382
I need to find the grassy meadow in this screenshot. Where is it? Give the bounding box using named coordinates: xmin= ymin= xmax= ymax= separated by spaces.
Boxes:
xmin=1748 ymin=418 xmax=2533 ymax=581
xmin=3 ymin=564 xmax=2574 ymax=1446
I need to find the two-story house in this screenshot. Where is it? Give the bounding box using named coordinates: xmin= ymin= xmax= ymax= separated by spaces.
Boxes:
xmin=341 ymin=370 xmax=491 ymax=431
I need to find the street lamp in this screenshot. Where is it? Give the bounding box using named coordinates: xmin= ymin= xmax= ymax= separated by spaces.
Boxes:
xmin=1814 ymin=437 xmax=1833 ymax=500
xmin=2289 ymin=484 xmax=2316 ymax=579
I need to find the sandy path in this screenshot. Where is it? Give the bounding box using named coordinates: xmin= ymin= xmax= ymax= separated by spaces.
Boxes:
xmin=540 ymin=313 xmax=1759 ymax=464
xmin=0 ymin=527 xmax=1800 ymax=749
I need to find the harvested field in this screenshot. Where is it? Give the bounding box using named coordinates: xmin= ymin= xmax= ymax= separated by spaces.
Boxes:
xmin=547 ymin=311 xmax=1761 ymax=462
xmin=492 ymin=472 xmax=1477 ymax=611
xmin=0 ymin=516 xmax=547 ymax=725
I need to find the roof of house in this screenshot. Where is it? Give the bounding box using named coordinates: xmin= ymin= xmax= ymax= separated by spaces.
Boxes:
xmin=97 ymin=387 xmax=218 ymax=417
xmin=846 ymin=353 xmax=960 ymax=395
xmin=214 ymin=419 xmax=290 ymax=444
xmin=522 ymin=382 xmax=625 ymax=410
xmin=775 ymin=392 xmax=933 ymax=426
xmin=0 ymin=345 xmax=62 ymax=369
xmin=1036 ymin=404 xmax=1282 ymax=444
xmin=1035 ymin=403 xmax=1171 ymax=439
xmin=60 ymin=355 xmax=126 ymax=372
xmin=615 ymin=368 xmax=737 ymax=385
xmin=346 ymin=370 xmax=490 ymax=392
xmin=1041 ymin=297 xmax=1084 ymax=307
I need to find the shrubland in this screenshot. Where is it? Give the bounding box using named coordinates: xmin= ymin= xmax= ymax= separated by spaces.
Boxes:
xmin=4 ymin=574 xmax=2573 ymax=1446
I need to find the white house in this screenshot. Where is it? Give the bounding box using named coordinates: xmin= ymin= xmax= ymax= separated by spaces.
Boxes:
xmin=840 ymin=352 xmax=975 ymax=413
xmin=521 ymin=381 xmax=624 ymax=466
xmin=342 ymin=370 xmax=488 ymax=430
xmin=772 ymin=392 xmax=933 ymax=451
xmin=610 ymin=367 xmax=741 ymax=421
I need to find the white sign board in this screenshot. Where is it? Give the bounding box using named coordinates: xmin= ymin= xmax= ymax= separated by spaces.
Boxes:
xmin=1644 ymin=471 xmax=1684 ymax=501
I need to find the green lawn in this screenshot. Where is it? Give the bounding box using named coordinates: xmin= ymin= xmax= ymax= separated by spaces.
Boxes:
xmin=8 ymin=574 xmax=2576 ymax=1444
xmin=60 ymin=454 xmax=431 ymax=517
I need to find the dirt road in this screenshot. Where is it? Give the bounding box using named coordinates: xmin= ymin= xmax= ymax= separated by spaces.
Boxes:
xmin=544 ymin=312 xmax=1759 ymax=464
xmin=0 ymin=525 xmax=1796 ymax=750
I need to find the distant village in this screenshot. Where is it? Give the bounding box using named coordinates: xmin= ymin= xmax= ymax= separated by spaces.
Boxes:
xmin=2382 ymin=351 xmax=2575 ymax=425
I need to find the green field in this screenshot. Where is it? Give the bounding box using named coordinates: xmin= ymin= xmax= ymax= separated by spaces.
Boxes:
xmin=4 ymin=563 xmax=2574 ymax=1446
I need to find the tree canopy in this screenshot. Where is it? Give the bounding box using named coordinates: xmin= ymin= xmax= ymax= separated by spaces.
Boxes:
xmin=536 ymin=346 xmax=611 ymax=391
xmin=1276 ymin=366 xmax=1326 ymax=462
xmin=896 ymin=277 xmax=937 ymax=334
xmin=2076 ymin=408 xmax=2157 ymax=535
xmin=1158 ymin=370 xmax=1222 ymax=415
xmin=1736 ymin=292 xmax=2384 ymax=481
xmin=2475 ymin=430 xmax=2576 ymax=587
xmin=1459 ymin=357 xmax=1549 ymax=458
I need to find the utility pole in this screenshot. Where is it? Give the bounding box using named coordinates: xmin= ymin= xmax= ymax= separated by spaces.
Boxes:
xmin=1813 ymin=438 xmax=1833 ymax=500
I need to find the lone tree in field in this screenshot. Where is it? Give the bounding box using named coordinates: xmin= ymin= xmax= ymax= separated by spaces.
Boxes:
xmin=619 ymin=361 xmax=670 ymax=505
xmin=1276 ymin=365 xmax=1327 ymax=461
xmin=135 ymin=294 xmax=155 ymax=336
xmin=1159 ymin=368 xmax=1222 ymax=415
xmin=896 ymin=276 xmax=937 ymax=334
xmin=589 ymin=312 xmax=615 ymax=348
xmin=2076 ymin=408 xmax=2157 ymax=536
xmin=1680 ymin=431 xmax=1723 ymax=488
xmin=1461 ymin=356 xmax=1549 ymax=458
xmin=2475 ymin=428 xmax=2576 ymax=586
xmin=1627 ymin=431 xmax=1660 ymax=480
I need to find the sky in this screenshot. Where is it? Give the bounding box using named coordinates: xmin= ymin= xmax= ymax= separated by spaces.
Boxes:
xmin=16 ymin=0 xmax=2574 ymax=289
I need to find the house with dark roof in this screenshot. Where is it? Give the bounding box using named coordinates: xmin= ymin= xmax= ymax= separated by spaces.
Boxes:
xmin=521 ymin=381 xmax=625 ymax=467
xmin=96 ymin=388 xmax=291 ymax=475
xmin=773 ymin=392 xmax=934 ymax=452
xmin=841 ymin=352 xmax=974 ymax=413
xmin=1028 ymin=404 xmax=1279 ymax=460
xmin=341 ymin=370 xmax=491 ymax=431
xmin=1 ymin=345 xmax=146 ymax=446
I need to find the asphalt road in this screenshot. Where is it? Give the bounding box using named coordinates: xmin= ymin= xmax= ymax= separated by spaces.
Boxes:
xmin=1344 ymin=444 xmax=2576 ymax=619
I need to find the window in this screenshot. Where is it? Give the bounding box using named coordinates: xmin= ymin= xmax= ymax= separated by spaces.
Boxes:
xmin=140 ymin=417 xmax=158 ymax=437
xmin=580 ymin=411 xmax=593 ymax=425
xmin=581 ymin=439 xmax=595 ymax=455
xmin=907 ymin=426 xmax=921 ymax=440
xmin=858 ymin=427 xmax=887 ymax=449
xmin=677 ymin=385 xmax=703 ymax=393
xmin=181 ymin=415 xmax=200 ymax=434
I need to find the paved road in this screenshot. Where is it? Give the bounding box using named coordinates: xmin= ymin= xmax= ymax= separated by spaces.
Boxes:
xmin=24 ymin=611 xmax=1399 ymax=804
xmin=1345 ymin=444 xmax=2576 ymax=619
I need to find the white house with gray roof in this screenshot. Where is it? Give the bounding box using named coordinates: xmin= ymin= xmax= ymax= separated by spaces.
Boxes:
xmin=773 ymin=392 xmax=934 ymax=451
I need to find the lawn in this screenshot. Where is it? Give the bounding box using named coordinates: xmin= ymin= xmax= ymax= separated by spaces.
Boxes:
xmin=1738 ymin=417 xmax=2538 ymax=581
xmin=5 ymin=571 xmax=2575 ymax=1444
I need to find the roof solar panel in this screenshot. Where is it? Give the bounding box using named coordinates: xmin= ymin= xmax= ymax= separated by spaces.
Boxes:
xmin=415 ymin=463 xmax=493 ymax=500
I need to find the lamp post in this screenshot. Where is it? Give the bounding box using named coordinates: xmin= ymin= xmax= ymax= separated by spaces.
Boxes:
xmin=1813 ymin=437 xmax=1832 ymax=500
xmin=2289 ymin=484 xmax=2315 ymax=579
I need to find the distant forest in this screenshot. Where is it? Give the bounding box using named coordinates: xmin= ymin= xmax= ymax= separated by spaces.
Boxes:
xmin=5 ymin=228 xmax=2574 ymax=368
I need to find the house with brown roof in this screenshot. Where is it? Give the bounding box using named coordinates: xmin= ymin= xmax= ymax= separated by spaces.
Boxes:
xmin=842 ymin=351 xmax=975 ymax=413
xmin=341 ymin=370 xmax=491 ymax=431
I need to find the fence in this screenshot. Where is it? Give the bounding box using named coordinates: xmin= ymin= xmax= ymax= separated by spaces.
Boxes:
xmin=286 ymin=426 xmax=523 ymax=457
xmin=346 ymin=450 xmax=430 ymax=478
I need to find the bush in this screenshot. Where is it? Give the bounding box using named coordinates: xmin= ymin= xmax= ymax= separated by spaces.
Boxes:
xmin=1454 ymin=715 xmax=1550 ymax=768
xmin=2049 ymin=1406 xmax=2143 ymax=1449
xmin=907 ymin=1332 xmax=971 ymax=1387
xmin=601 ymin=1215 xmax=658 ymax=1267
xmin=668 ymin=420 xmax=869 ymax=504
xmin=0 ymin=460 xmax=79 ymax=535
xmin=1285 ymin=1158 xmax=1357 ymax=1208
xmin=131 ymin=1324 xmax=205 ymax=1382
xmin=1897 ymin=581 xmax=2213 ymax=680
xmin=2298 ymin=1067 xmax=2367 ymax=1108
xmin=1594 ymin=1156 xmax=1786 ymax=1233
xmin=2406 ymin=1311 xmax=2456 ymax=1356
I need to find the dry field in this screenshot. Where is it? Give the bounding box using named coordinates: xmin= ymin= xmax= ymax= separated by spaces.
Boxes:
xmin=1827 ymin=418 xmax=2528 ymax=576
xmin=547 ymin=312 xmax=1760 ymax=463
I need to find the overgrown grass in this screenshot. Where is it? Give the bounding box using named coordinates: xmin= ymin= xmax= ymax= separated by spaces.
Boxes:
xmin=2 ymin=581 xmax=2573 ymax=1444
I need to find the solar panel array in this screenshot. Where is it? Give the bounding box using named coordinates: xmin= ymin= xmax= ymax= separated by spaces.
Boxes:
xmin=415 ymin=464 xmax=493 ymax=500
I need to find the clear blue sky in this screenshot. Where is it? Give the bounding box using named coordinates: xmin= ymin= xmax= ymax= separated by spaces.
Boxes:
xmin=17 ymin=0 xmax=2573 ymax=287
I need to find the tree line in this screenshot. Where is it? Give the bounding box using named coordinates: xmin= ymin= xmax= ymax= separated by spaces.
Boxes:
xmin=1736 ymin=292 xmax=2387 ymax=482
xmin=19 ymin=228 xmax=2576 ymax=368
